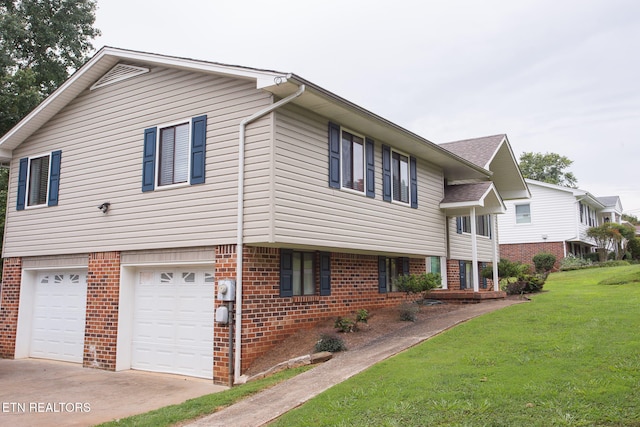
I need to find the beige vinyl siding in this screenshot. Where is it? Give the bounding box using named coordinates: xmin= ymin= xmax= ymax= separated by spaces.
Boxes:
xmin=268 ymin=106 xmax=447 ymax=257
xmin=4 ymin=66 xmax=272 ymax=258
xmin=447 ymin=216 xmax=495 ymax=261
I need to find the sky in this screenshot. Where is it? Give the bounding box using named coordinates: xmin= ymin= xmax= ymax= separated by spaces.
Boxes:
xmin=94 ymin=0 xmax=640 ymax=215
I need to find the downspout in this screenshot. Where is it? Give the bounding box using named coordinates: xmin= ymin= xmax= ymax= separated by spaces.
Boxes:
xmin=234 ymin=84 xmax=306 ymax=384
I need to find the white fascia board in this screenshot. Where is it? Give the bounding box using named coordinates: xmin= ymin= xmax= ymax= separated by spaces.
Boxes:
xmin=102 ymin=47 xmax=290 ymax=89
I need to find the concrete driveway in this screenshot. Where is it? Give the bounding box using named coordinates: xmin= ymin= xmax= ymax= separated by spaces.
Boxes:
xmin=0 ymin=359 xmax=226 ymax=427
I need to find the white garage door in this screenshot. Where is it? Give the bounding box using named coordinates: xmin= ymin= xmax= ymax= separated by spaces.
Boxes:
xmin=31 ymin=272 xmax=88 ymax=363
xmin=132 ymin=268 xmax=215 ymax=379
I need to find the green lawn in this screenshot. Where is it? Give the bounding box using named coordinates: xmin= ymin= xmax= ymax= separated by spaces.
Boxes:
xmin=271 ymin=265 xmax=640 ymax=426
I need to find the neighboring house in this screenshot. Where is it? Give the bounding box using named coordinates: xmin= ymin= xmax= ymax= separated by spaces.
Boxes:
xmin=0 ymin=47 xmax=528 ymax=386
xmin=498 ymin=179 xmax=624 ymax=268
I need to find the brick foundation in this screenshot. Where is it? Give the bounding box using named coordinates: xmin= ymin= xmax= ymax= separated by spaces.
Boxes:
xmin=209 ymin=246 xmax=419 ymax=385
xmin=84 ymin=251 xmax=121 ymax=370
xmin=445 ymin=259 xmax=495 ymax=291
xmin=0 ymin=257 xmax=22 ymax=358
xmin=500 ymin=242 xmax=565 ymax=271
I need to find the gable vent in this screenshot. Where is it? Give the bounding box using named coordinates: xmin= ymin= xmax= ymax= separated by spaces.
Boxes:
xmin=90 ymin=64 xmax=150 ymax=90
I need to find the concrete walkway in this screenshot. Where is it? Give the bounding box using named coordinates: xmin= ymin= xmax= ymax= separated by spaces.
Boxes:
xmin=187 ymin=298 xmax=524 ymax=427
xmin=0 ymin=359 xmax=226 ymax=427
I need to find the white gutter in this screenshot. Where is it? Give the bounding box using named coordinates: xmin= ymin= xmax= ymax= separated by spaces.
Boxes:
xmin=234 ymin=84 xmax=306 ymax=384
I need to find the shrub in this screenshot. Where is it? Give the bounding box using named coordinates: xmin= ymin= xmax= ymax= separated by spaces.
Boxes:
xmin=628 ymin=237 xmax=640 ymax=260
xmin=560 ymin=255 xmax=593 ymax=271
xmin=523 ymin=274 xmax=545 ymax=292
xmin=495 ymin=258 xmax=530 ymax=280
xmin=315 ymin=333 xmax=346 ymax=353
xmin=399 ymin=302 xmax=419 ymax=322
xmin=585 ymin=253 xmax=600 ymax=263
xmin=600 ymin=260 xmax=630 ymax=268
xmin=503 ymin=281 xmax=526 ymax=295
xmin=395 ymin=273 xmax=441 ymax=301
xmin=355 ymin=309 xmax=369 ymax=324
xmin=334 ymin=309 xmax=370 ymax=333
xmin=334 ymin=317 xmax=356 ymax=333
xmin=533 ymin=252 xmax=556 ymax=273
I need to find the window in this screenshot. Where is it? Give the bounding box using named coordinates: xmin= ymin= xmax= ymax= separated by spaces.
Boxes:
xmin=428 ymin=256 xmax=441 ymax=275
xmin=280 ymin=250 xmax=331 ymax=297
xmin=515 ymin=204 xmax=531 ymax=224
xmin=457 ymin=215 xmax=492 ymax=237
xmin=159 ymin=122 xmax=189 ymax=186
xmin=378 ymin=256 xmax=409 ymax=293
xmin=142 ymin=115 xmax=207 ymax=192
xmin=328 ymin=122 xmax=375 ymax=198
xmin=382 ymin=145 xmax=418 ymax=208
xmin=392 ymin=151 xmax=409 ymax=203
xmin=27 ymin=155 xmax=50 ymax=206
xmin=341 ymin=130 xmax=365 ymax=192
xmin=17 ymin=151 xmax=62 ymax=210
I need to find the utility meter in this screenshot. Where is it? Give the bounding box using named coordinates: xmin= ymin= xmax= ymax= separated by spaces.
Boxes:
xmin=217 ymin=279 xmax=236 ymax=301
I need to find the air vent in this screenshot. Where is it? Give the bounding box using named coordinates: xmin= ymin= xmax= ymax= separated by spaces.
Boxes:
xmin=90 ymin=64 xmax=149 ymax=90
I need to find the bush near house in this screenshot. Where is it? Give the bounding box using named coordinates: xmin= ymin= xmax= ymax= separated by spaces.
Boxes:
xmin=483 ymin=258 xmax=546 ymax=295
xmin=532 ymin=252 xmax=556 ymax=274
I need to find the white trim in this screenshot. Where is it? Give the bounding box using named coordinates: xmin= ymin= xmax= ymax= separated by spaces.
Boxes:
xmin=23 ymin=152 xmax=53 ymax=209
xmin=154 ymin=118 xmax=192 ymax=189
xmin=390 ymin=147 xmax=411 ymax=206
xmin=338 ymin=126 xmax=367 ymax=196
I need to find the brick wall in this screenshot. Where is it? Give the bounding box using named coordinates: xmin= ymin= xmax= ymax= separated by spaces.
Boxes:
xmin=84 ymin=251 xmax=120 ymax=370
xmin=500 ymin=242 xmax=565 ymax=271
xmin=0 ymin=257 xmax=22 ymax=358
xmin=211 ymin=245 xmax=419 ymax=384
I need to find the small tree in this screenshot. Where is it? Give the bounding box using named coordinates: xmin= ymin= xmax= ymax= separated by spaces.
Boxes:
xmin=587 ymin=224 xmax=622 ymax=262
xmin=395 ymin=273 xmax=441 ymax=302
xmin=533 ymin=252 xmax=556 ymax=274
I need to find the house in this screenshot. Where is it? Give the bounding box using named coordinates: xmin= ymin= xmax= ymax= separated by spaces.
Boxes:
xmin=498 ymin=179 xmax=624 ymax=268
xmin=0 ymin=47 xmax=528 ymax=386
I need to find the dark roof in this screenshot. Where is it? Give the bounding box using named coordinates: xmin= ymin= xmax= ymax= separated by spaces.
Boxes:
xmin=597 ymin=196 xmax=620 ymax=208
xmin=439 ymin=134 xmax=505 ymax=168
xmin=442 ymin=182 xmax=493 ymax=203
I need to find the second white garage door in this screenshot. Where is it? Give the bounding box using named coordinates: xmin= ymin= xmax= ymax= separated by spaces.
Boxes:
xmin=132 ymin=268 xmax=215 ymax=379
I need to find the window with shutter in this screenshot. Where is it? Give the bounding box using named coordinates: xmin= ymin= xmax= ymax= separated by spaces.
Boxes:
xmin=17 ymin=151 xmax=62 ymax=210
xmin=142 ymin=115 xmax=207 ymax=192
xmin=328 ymin=122 xmax=374 ymax=198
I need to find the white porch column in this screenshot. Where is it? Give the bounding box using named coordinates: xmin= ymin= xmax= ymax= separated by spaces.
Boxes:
xmin=470 ymin=207 xmax=479 ymax=292
xmin=492 ymin=214 xmax=499 ymax=291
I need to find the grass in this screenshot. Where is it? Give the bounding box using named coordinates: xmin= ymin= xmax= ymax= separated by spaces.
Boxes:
xmin=270 ymin=264 xmax=640 ymax=426
xmin=95 ymin=366 xmax=311 ymax=427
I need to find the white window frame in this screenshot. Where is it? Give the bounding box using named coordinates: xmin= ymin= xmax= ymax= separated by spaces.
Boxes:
xmin=515 ymin=203 xmax=531 ymax=225
xmin=155 ymin=118 xmax=193 ymax=190
xmin=24 ymin=152 xmax=52 ymax=209
xmin=339 ymin=127 xmax=366 ymax=195
xmin=391 ymin=148 xmax=411 ymax=206
xmin=460 ymin=215 xmax=491 ymax=238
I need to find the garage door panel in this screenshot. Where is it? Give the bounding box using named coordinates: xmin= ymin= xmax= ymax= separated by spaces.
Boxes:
xmin=132 ymin=268 xmax=214 ymax=379
xmin=30 ymin=272 xmax=87 ymax=363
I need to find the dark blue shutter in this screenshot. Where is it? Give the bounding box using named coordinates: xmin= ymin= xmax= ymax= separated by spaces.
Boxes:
xmin=382 ymin=145 xmax=391 ymax=201
xmin=328 ymin=122 xmax=341 ymax=188
xmin=459 ymin=260 xmax=466 ymax=289
xmin=280 ymin=249 xmax=294 ymax=297
xmin=378 ymin=256 xmax=387 ymax=293
xmin=410 ymin=156 xmax=418 ymax=208
xmin=456 ymin=217 xmax=462 ymax=234
xmin=190 ymin=115 xmax=207 ymax=185
xmin=481 ymin=262 xmax=487 ymax=289
xmin=320 ymin=252 xmax=331 ymax=296
xmin=365 ymin=138 xmax=375 ymax=198
xmin=402 ymin=257 xmax=410 ymax=275
xmin=142 ymin=127 xmax=157 ymax=192
xmin=16 ymin=157 xmax=28 ymax=211
xmin=48 ymin=150 xmax=62 ymax=206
